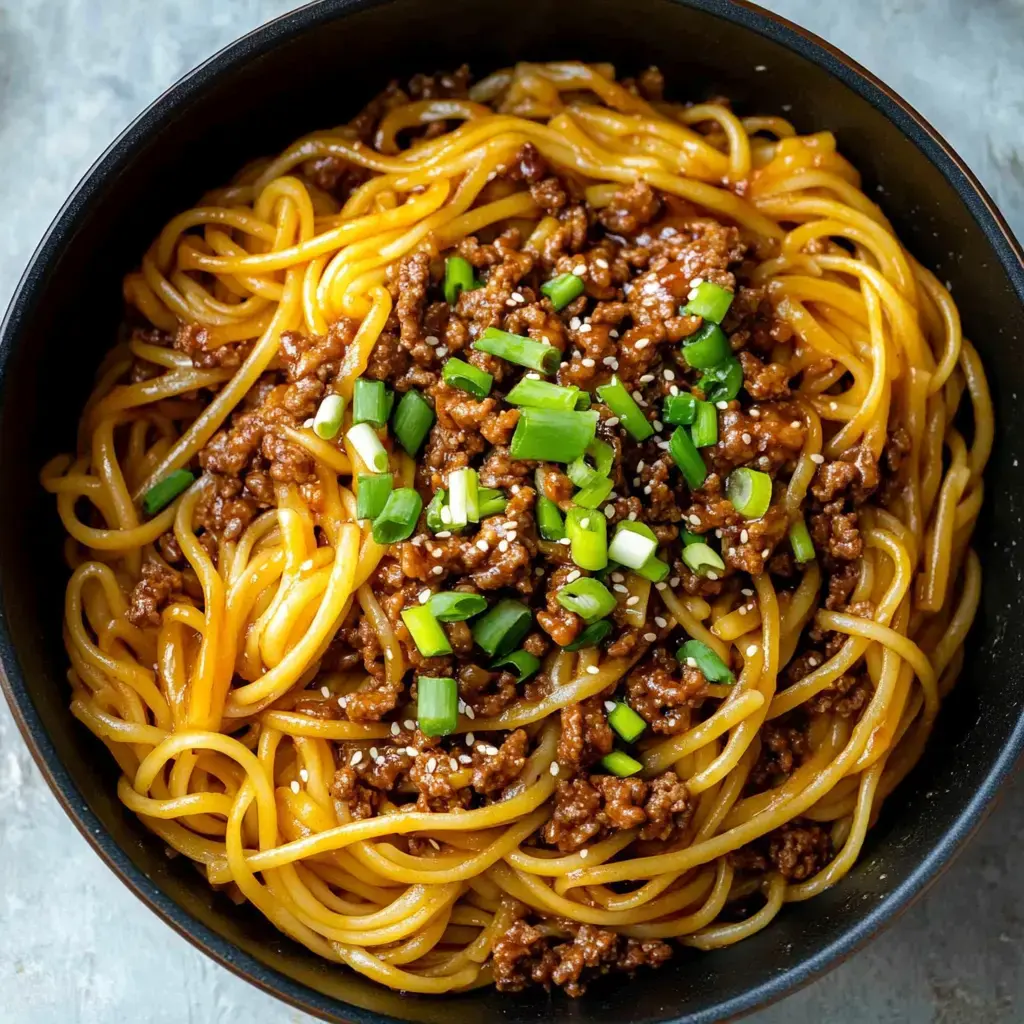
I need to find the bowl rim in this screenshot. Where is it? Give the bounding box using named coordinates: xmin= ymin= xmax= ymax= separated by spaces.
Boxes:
xmin=2 ymin=0 xmax=1024 ymax=1021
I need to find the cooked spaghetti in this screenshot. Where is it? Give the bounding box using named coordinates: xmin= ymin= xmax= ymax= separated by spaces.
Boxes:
xmin=43 ymin=62 xmax=991 ymax=996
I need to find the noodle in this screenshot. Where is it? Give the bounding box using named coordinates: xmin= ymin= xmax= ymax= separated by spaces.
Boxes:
xmin=44 ymin=61 xmax=990 ymax=996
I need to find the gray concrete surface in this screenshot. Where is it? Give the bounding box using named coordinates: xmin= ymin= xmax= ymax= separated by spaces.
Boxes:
xmin=1 ymin=0 xmax=1023 ymax=1020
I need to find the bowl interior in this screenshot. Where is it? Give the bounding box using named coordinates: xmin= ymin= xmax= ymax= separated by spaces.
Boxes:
xmin=2 ymin=1 xmax=1023 ymax=1022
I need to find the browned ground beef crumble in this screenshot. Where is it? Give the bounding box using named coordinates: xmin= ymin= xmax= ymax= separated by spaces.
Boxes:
xmin=122 ymin=68 xmax=910 ymax=997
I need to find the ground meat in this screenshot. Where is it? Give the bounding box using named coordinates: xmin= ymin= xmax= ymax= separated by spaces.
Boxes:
xmin=472 ymin=729 xmax=529 ymax=793
xmin=557 ymin=698 xmax=614 ymax=774
xmin=126 ymin=560 xmax=182 ymax=627
xmin=707 ymin=403 xmax=807 ymax=477
xmin=543 ymin=770 xmax=693 ymax=851
xmin=809 ymin=507 xmax=863 ymax=562
xmin=769 ymin=822 xmax=832 ymax=880
xmin=597 ymin=181 xmax=662 ymax=236
xmin=330 ymin=766 xmax=381 ymax=820
xmin=458 ymin=662 xmax=518 ymax=718
xmin=344 ymin=676 xmax=403 ymax=722
xmin=824 ymin=562 xmax=859 ymax=610
xmin=739 ymin=350 xmax=791 ymax=401
xmin=492 ymin=918 xmax=673 ymax=996
xmin=811 ymin=444 xmax=881 ymax=507
xmin=409 ymin=748 xmax=471 ymax=812
xmin=626 ymin=650 xmax=707 ymax=734
xmin=807 ymin=671 xmax=873 ymax=717
xmin=718 ymin=502 xmax=789 ymax=575
xmin=174 ymin=323 xmax=251 ymax=369
xmin=537 ymin=564 xmax=585 ymax=647
xmin=747 ymin=720 xmax=811 ymax=791
xmin=478 ymin=446 xmax=536 ymax=490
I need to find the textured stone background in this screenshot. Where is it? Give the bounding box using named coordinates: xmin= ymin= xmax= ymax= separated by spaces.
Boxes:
xmin=2 ymin=1 xmax=1023 ymax=1021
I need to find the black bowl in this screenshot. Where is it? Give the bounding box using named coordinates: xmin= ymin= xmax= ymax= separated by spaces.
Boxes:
xmin=2 ymin=1 xmax=1023 ymax=1021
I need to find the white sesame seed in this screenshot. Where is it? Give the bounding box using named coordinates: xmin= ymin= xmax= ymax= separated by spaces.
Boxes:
xmin=459 ymin=754 xmax=472 ymax=764
xmin=810 ymin=453 xmax=825 ymax=464
xmin=602 ymin=356 xmax=617 ymax=366
xmin=686 ymin=657 xmax=698 ymax=668
xmin=570 ymin=317 xmax=581 ymax=330
xmin=639 ymin=374 xmax=655 ymax=384
xmin=626 ymin=595 xmax=640 ymax=606
xmin=498 ymin=540 xmax=509 ymax=553
xmin=436 ymin=346 xmax=448 ymax=357
xmin=429 ymin=838 xmax=441 ymax=850
xmin=432 ymin=565 xmax=444 ymax=575
xmin=579 ymin=848 xmax=590 ymax=859
xmin=507 ymin=530 xmax=518 ymax=541
xmin=790 ymin=420 xmax=802 ymax=429
xmin=581 ymin=357 xmax=596 ymax=367
xmin=550 ymin=761 xmax=561 ymax=776
xmin=707 ymin=571 xmax=719 ymax=580
xmin=613 ymin=583 xmax=628 ymax=593
xmin=369 ymin=748 xmax=379 ymax=761
xmin=669 ymin=384 xmax=679 ymax=396
xmin=572 ymin=263 xmax=587 ymax=277
xmin=431 ymin=547 xmax=444 ymax=557
xmin=290 ymin=780 xmax=300 ymax=793
xmin=669 ymin=577 xmax=680 ymax=587
xmin=655 ymin=582 xmax=667 ymax=591
xmin=750 ymin=408 xmax=761 ymax=418
xmin=406 ymin=746 xmax=418 ymax=756
xmin=558 ymin=536 xmax=572 ymax=545
xmin=604 ymin=700 xmax=617 ymax=712
xmin=741 ymin=588 xmax=754 ymax=596
xmin=351 ymin=750 xmax=363 ymax=766
xmin=391 ymin=722 xmax=400 ymax=735
xmin=808 ymin=656 xmax=820 ymax=667
xmin=604 ymin=505 xmax=615 ymax=518
xmin=427 ymin=757 xmax=437 ymax=773
xmin=664 ymin=369 xmax=675 ymax=381
xmin=691 ymin=277 xmax=704 ymax=288
xmin=375 ymin=755 xmax=385 ymax=766
xmin=449 ymin=757 xmax=458 ymax=771
xmin=299 ymin=768 xmax=309 ymax=782
xmin=687 ymin=289 xmax=699 ymax=301
xmin=689 ymin=514 xmax=701 ymax=526
xmin=655 ymin=616 xmax=667 ymax=628
xmin=741 ymin=432 xmax=752 ymax=444
xmin=761 ymin=548 xmax=771 ymax=558
xmin=320 ymin=685 xmax=330 ymax=697
xmin=485 ymin=746 xmax=499 ymax=756
xmin=746 ymin=644 xmax=758 ymax=656
xmin=579 ymin=323 xmax=592 ymax=333
xmin=715 ymin=528 xmax=723 ymax=539
xmin=644 ymin=631 xmax=658 ymax=642
xmin=653 ymin=420 xmax=664 ymax=432
xmin=511 ymin=291 xmax=524 ymax=302
xmin=755 ymin=64 xmax=767 ymax=71
xmin=565 ymin=569 xmax=582 ymax=583
xmin=424 ymin=335 xmax=439 ymax=346
xmin=637 ymin=460 xmax=646 ymax=472
xmin=636 ymin=339 xmax=650 ymax=350
xmin=476 ymin=539 xmax=489 ymax=552
xmin=716 ymin=400 xmax=729 ymax=410
xmin=419 ymin=589 xmax=431 ymax=604
xmin=740 ymin=529 xmax=749 ymax=543
xmin=404 ymin=719 xmax=416 ymax=731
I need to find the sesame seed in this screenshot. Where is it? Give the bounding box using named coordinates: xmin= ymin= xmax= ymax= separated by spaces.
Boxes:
xmin=565 ymin=569 xmax=582 ymax=583
xmin=686 ymin=657 xmax=697 ymax=668
xmin=810 ymin=453 xmax=825 ymax=464
xmin=419 ymin=589 xmax=431 ymax=604
xmin=746 ymin=644 xmax=758 ymax=656
xmin=750 ymin=408 xmax=761 ymax=418
xmin=581 ymin=357 xmax=596 ymax=367
xmin=740 ymin=529 xmax=749 ymax=543
xmin=664 ymin=369 xmax=675 ymax=381
xmin=603 ymin=356 xmax=617 ymax=366
xmin=429 ymin=838 xmax=441 ymax=850
xmin=431 ymin=547 xmax=443 ymax=557
xmin=507 ymin=530 xmax=518 ymax=541
xmin=404 ymin=719 xmax=416 ymax=731
xmin=639 ymin=374 xmax=655 ymax=384
xmin=790 ymin=420 xmax=802 ymax=429
xmin=742 ymin=588 xmax=754 ymax=596
xmin=715 ymin=528 xmax=723 ymax=538
xmin=424 ymin=335 xmax=439 ymax=346
xmin=604 ymin=700 xmax=617 ymax=712
xmin=687 ymin=289 xmax=699 ymax=301
xmin=655 ymin=616 xmax=667 ymax=628
xmin=299 ymin=558 xmax=314 ymax=571
xmin=459 ymin=754 xmax=472 ymax=764
xmin=637 ymin=460 xmax=646 ymax=472
xmin=761 ymin=548 xmax=771 ymax=558
xmin=716 ymin=400 xmax=729 ymax=410
xmin=759 ymin=457 xmax=770 ymax=467
xmin=476 ymin=539 xmax=489 ymax=552
xmin=391 ymin=722 xmax=401 ymax=735
xmin=290 ymin=780 xmax=300 ymax=793
xmin=689 ymin=514 xmax=701 ymax=526
xmin=338 ymin=695 xmax=348 ymax=707
xmin=610 ymin=572 xmax=625 ymax=583
xmin=375 ymin=755 xmax=385 ymax=766
xmin=613 ymin=583 xmax=628 ymax=593
xmin=526 ymin=371 xmax=541 ymax=380
xmin=707 ymin=571 xmax=718 ymax=580
xmin=728 ymin=547 xmax=736 ymax=556
xmin=299 ymin=769 xmax=309 ymax=782
xmin=572 ymin=263 xmax=587 ymax=277
xmin=609 ymin=330 xmax=620 ymax=339
xmin=579 ymin=323 xmax=593 ymax=333
xmin=436 ymin=346 xmax=448 ymax=357
xmin=669 ymin=577 xmax=680 ymax=586
xmin=691 ymin=277 xmax=704 ymax=288
xmin=435 ymin=530 xmax=451 ymax=539
xmin=511 ymin=291 xmax=524 ymax=302
xmin=644 ymin=631 xmax=658 ymax=643
xmin=741 ymin=432 xmax=752 ymax=444
xmin=427 ymin=757 xmax=437 ymax=773
xmin=655 ymin=582 xmax=667 ymax=591
xmin=669 ymin=385 xmax=679 ymax=396
xmin=449 ymin=757 xmax=458 ymax=771
xmin=498 ymin=539 xmax=509 ymax=553
xmin=320 ymin=685 xmax=330 ymax=697
xmin=605 ymin=415 xmax=620 ymax=426
xmin=485 ymin=746 xmax=500 ymax=756
xmin=829 ymin=402 xmax=838 ymax=411
xmin=579 ymin=848 xmax=589 ymax=859
xmin=604 ymin=505 xmax=615 ymax=518
xmin=550 ymin=761 xmax=561 ymax=776
xmin=570 ymin=317 xmax=581 ymax=330
xmin=302 ymin=419 xmax=314 ymax=429
xmin=406 ymin=746 xmax=418 ymax=757
xmin=626 ymin=595 xmax=639 ymax=606
xmin=635 ymin=339 xmax=649 ymax=350
xmin=432 ymin=565 xmax=444 ymax=575
xmin=808 ymin=656 xmax=820 ymax=667
xmin=755 ymin=64 xmax=767 ymax=71
xmin=595 ymin=258 xmax=609 ymax=269
xmin=653 ymin=420 xmax=664 ymax=432
xmin=351 ymin=750 xmax=363 ymax=766
xmin=558 ymin=537 xmax=572 ymax=545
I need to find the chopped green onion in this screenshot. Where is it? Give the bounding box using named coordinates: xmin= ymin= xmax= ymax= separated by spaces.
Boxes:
xmin=472 ymin=599 xmax=533 ymax=658
xmin=663 ymin=393 xmax=698 ymax=426
xmin=566 ymin=507 xmax=608 ymax=571
xmin=474 ymin=327 xmax=560 ymax=375
xmin=574 ymin=391 xmax=592 ymax=410
xmin=141 ymin=469 xmax=195 ymax=515
xmin=557 ymin=576 xmax=617 ymax=623
xmin=677 ymin=639 xmax=735 ymax=684
xmin=442 ymin=356 xmax=493 ymax=399
xmin=600 ymin=750 xmax=643 ymax=777
xmin=401 ymin=605 xmax=452 ymax=657
xmin=371 ymin=487 xmax=423 ymax=544
xmin=478 ymin=487 xmax=507 ymax=517
xmin=596 ymin=376 xmax=653 ymax=441
xmin=608 ymin=702 xmax=647 ymax=743
xmin=635 ymin=553 xmax=670 ymax=583
xmin=562 ymin=620 xmax=612 ymax=651
xmin=682 ymin=322 xmax=731 ymax=369
xmin=609 ymin=523 xmax=658 ymax=570
xmin=536 ymin=495 xmax=566 ymax=541
xmin=425 ymin=489 xmax=447 ymax=532
xmin=669 ymin=427 xmax=707 ymax=490
xmin=448 ymin=467 xmax=479 ymax=529
xmin=726 ymin=468 xmax=772 ymax=520
xmin=541 ymin=272 xmax=586 ymax=310
xmin=682 ymin=542 xmax=726 ymax=576
xmin=417 ymin=676 xmax=458 ymax=736
xmin=698 ymin=357 xmax=743 ymax=404
xmin=429 ymin=591 xmax=488 ymax=622
xmin=352 ymin=378 xmax=389 ymax=427
xmin=492 ymin=649 xmax=541 ymax=682
xmin=573 ymin=476 xmax=613 ymax=509
xmin=567 ymin=438 xmax=614 ymax=488
xmin=346 ymin=422 xmax=389 ymax=473
xmin=444 ymin=256 xmax=477 ymax=306
xmin=682 ymin=280 xmax=734 ymax=323
xmin=313 ymin=394 xmax=346 ymax=439
xmin=505 ymin=377 xmax=580 ymax=411
xmin=691 ymin=401 xmax=719 ymax=448
xmin=790 ymin=517 xmax=816 ymax=563
xmin=509 ymin=408 xmax=598 ymax=463
xmin=682 ymin=529 xmax=703 ymax=545
xmin=391 ymin=389 xmax=435 ymax=456
xmin=355 ymin=473 xmax=393 ymax=520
